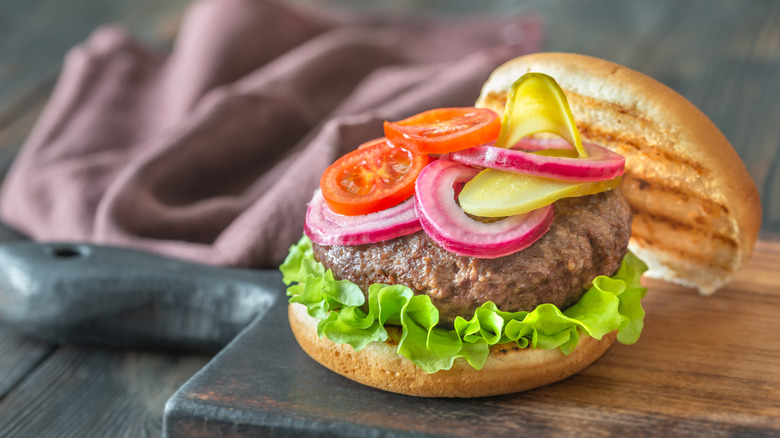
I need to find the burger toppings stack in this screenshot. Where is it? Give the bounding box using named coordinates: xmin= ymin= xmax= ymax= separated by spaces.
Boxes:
xmin=308 ymin=73 xmax=628 ymax=256
xmin=282 ymin=72 xmax=647 ymax=376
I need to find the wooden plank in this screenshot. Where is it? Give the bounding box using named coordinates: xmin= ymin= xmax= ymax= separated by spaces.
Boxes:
xmin=0 ymin=0 xmax=191 ymax=115
xmin=0 ymin=3 xmax=210 ymax=438
xmin=164 ymin=239 xmax=780 ymax=437
xmin=0 ymin=199 xmax=51 ymax=400
xmin=0 ymin=345 xmax=209 ymax=438
xmin=0 ymin=323 xmax=54 ymax=399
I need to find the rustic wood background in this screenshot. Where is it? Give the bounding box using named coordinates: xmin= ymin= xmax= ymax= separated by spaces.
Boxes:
xmin=0 ymin=0 xmax=778 ymax=437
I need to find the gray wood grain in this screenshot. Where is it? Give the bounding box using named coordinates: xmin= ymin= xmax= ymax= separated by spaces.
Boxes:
xmin=0 ymin=2 xmax=207 ymax=438
xmin=0 ymin=0 xmax=192 ymax=115
xmin=0 ymin=345 xmax=208 ymax=438
xmin=0 ymin=323 xmax=54 ymax=399
xmin=0 ymin=209 xmax=52 ymax=400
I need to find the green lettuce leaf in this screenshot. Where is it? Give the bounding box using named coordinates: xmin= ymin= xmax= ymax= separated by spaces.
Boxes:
xmin=280 ymin=235 xmax=648 ymax=374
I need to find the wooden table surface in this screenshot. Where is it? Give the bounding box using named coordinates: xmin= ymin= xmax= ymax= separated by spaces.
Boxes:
xmin=0 ymin=0 xmax=778 ymax=437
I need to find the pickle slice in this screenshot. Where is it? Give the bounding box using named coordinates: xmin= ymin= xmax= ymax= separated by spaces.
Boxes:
xmin=459 ymin=169 xmax=621 ymax=217
xmin=495 ymin=72 xmax=586 ymax=158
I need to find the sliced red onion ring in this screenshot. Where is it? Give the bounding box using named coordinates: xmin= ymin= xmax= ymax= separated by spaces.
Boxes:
xmin=448 ymin=138 xmax=624 ymax=182
xmin=305 ymin=190 xmax=421 ymax=246
xmin=414 ymin=159 xmax=553 ymax=259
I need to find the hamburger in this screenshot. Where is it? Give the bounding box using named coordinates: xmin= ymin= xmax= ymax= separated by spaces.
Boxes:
xmin=280 ymin=52 xmax=761 ymax=397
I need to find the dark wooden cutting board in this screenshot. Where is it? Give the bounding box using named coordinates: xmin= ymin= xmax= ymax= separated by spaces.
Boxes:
xmin=163 ymin=239 xmax=780 ymax=437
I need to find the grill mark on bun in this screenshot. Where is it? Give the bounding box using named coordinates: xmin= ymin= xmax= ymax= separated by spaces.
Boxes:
xmin=578 ymin=123 xmax=708 ymax=177
xmin=578 ymin=124 xmax=642 ymax=152
xmin=630 ymin=204 xmax=738 ymax=250
xmin=570 ymin=95 xmax=709 ymax=178
xmin=622 ymin=173 xmax=730 ymax=216
xmin=631 ymin=230 xmax=733 ymax=272
xmin=631 ymin=232 xmax=709 ymax=266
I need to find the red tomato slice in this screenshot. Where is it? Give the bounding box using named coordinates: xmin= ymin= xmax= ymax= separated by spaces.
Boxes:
xmin=383 ymin=107 xmax=500 ymax=154
xmin=320 ymin=138 xmax=430 ymax=216
xmin=357 ymin=137 xmax=389 ymax=150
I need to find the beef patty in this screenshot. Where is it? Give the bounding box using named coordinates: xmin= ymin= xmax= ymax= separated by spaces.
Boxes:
xmin=312 ymin=189 xmax=632 ymax=326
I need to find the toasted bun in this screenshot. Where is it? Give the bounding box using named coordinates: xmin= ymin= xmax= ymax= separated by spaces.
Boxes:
xmin=477 ymin=52 xmax=761 ymax=294
xmin=289 ymin=303 xmax=616 ymax=398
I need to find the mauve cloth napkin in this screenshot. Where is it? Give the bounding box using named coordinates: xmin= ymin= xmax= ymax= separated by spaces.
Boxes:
xmin=0 ymin=0 xmax=542 ymax=269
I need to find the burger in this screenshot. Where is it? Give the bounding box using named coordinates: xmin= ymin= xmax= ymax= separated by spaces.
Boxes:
xmin=280 ymin=52 xmax=761 ymax=397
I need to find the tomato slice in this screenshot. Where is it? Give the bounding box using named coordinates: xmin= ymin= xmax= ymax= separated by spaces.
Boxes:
xmin=320 ymin=138 xmax=430 ymax=216
xmin=383 ymin=107 xmax=500 ymax=154
xmin=357 ymin=137 xmax=389 ymax=150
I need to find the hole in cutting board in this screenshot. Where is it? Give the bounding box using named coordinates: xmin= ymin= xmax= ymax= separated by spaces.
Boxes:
xmin=44 ymin=244 xmax=90 ymax=259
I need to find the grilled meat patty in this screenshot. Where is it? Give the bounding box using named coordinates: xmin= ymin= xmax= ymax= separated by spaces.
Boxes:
xmin=312 ymin=189 xmax=632 ymax=326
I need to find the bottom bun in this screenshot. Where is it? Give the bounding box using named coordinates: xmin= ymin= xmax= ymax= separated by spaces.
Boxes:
xmin=288 ymin=303 xmax=616 ymax=398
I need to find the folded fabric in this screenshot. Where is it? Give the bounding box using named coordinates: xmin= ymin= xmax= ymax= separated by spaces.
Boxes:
xmin=0 ymin=0 xmax=542 ymax=269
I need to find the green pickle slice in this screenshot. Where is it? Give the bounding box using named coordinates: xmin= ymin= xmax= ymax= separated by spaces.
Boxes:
xmin=494 ymin=72 xmax=586 ymax=158
xmin=461 ymin=73 xmax=618 ymax=217
xmin=459 ymin=171 xmax=621 ymax=217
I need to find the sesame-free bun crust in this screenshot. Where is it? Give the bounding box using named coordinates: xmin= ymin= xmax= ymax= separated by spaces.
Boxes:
xmin=289 ymin=303 xmax=616 ymax=398
xmin=478 ymin=52 xmax=761 ymax=294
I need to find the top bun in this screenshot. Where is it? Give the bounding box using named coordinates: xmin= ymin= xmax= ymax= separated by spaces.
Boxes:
xmin=477 ymin=52 xmax=761 ymax=294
